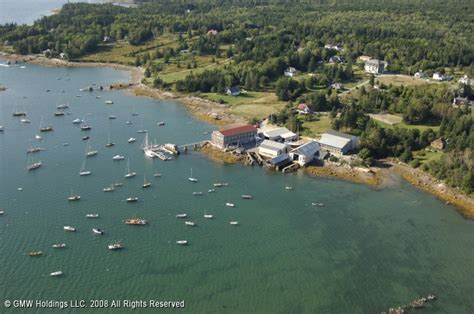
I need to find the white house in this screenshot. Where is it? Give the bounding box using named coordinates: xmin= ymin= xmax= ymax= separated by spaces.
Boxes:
xmin=458 ymin=75 xmax=471 ymax=85
xmin=318 ymin=130 xmax=360 ymax=156
xmin=296 ymin=103 xmax=311 ymax=115
xmin=289 ymin=141 xmax=320 ymax=166
xmin=284 ymin=67 xmax=299 ymax=77
xmin=226 ymin=86 xmax=241 ymax=96
xmin=414 ymin=70 xmax=426 ymax=79
xmin=258 ymin=140 xmax=289 ymax=158
xmin=433 ymin=72 xmax=447 ymax=81
xmin=364 ymin=59 xmax=385 ymax=74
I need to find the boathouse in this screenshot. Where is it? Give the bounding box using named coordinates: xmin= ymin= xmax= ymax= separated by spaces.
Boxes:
xmin=318 ymin=130 xmax=359 ymax=156
xmin=211 ymin=124 xmax=257 ymax=149
xmin=289 ymin=141 xmax=320 ymax=166
xmin=258 ymin=140 xmax=289 ymax=158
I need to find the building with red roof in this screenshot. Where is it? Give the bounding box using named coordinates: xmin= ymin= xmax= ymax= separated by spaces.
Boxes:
xmin=211 ymin=124 xmax=257 ymax=149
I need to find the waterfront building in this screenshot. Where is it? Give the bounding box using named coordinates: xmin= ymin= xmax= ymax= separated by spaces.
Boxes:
xmin=289 ymin=141 xmax=320 ymax=166
xmin=318 ymin=130 xmax=359 ymax=156
xmin=211 ymin=124 xmax=257 ymax=149
xmin=258 ymin=140 xmax=289 ymax=158
xmin=262 ymin=127 xmax=298 ymax=142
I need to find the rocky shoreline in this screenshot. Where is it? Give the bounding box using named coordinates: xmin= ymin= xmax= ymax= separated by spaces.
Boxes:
xmin=2 ymin=52 xmax=472 ymax=217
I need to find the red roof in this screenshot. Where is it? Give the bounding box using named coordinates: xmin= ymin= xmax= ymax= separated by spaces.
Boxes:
xmin=219 ymin=124 xmax=257 ymax=137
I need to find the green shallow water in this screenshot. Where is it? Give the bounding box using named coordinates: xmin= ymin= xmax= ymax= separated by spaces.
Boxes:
xmin=0 ymin=61 xmax=473 ymax=313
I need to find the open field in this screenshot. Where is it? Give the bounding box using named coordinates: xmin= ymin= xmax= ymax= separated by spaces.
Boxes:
xmin=376 ymin=74 xmax=431 ymax=87
xmin=300 ymin=115 xmax=332 ymax=137
xmin=413 ymin=150 xmax=443 ymax=164
xmin=372 ymin=118 xmax=440 ymax=132
xmin=202 ymin=91 xmax=285 ymax=121
xmin=369 ymin=113 xmax=403 ymax=125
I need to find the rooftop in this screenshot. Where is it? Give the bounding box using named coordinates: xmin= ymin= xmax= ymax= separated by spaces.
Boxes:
xmin=325 ymin=129 xmax=357 ymax=140
xmin=318 ymin=134 xmax=351 ymax=150
xmin=291 ymin=140 xmax=319 ymax=155
xmin=263 ymin=127 xmax=292 ymax=138
xmin=259 ymin=140 xmax=288 ymax=151
xmin=219 ymin=124 xmax=257 ymax=137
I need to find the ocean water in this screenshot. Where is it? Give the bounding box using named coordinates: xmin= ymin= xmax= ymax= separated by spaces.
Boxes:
xmin=0 ymin=0 xmax=111 ymax=25
xmin=0 ymin=62 xmax=473 ymax=313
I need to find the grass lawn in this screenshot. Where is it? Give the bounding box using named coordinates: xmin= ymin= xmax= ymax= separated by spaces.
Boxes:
xmin=159 ymin=56 xmax=230 ymax=84
xmin=413 ymin=150 xmax=443 ymax=164
xmin=202 ymin=91 xmax=286 ymax=121
xmin=376 ymin=74 xmax=431 ymax=87
xmin=372 ymin=119 xmax=440 ymax=132
xmin=300 ymin=115 xmax=332 ymax=137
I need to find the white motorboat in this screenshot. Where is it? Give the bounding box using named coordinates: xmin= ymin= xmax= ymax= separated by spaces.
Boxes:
xmin=126 ymin=197 xmax=138 ymax=202
xmin=153 ymin=171 xmax=162 ymax=177
xmin=176 ymin=240 xmax=188 ymax=245
xmin=311 ymin=202 xmax=324 ymax=206
xmin=52 ymin=243 xmax=66 ymax=248
xmin=92 ymin=228 xmax=104 ymax=235
xmin=113 ymin=155 xmax=125 ymax=160
xmin=86 ymin=214 xmax=99 ymax=218
xmin=230 ymin=221 xmax=239 ymax=226
xmin=103 ymin=186 xmax=115 ymax=192
xmin=0 ymin=125 xmax=3 ymax=131
xmin=35 ymin=134 xmax=42 ymax=140
xmin=204 ymin=214 xmax=214 ymax=219
xmin=208 ymin=189 xmax=215 ymax=193
xmin=27 ymin=160 xmax=42 ymax=171
xmin=0 ymin=210 xmax=4 ymax=215
xmin=125 ymin=120 xmax=132 ymax=125
xmin=176 ymin=214 xmax=187 ymax=218
xmin=57 ymin=104 xmax=69 ymax=110
xmin=241 ymin=195 xmax=253 ymax=199
xmin=108 ymin=115 xmax=116 ymax=119
xmin=128 ymin=137 xmax=136 ymax=143
xmin=114 ymin=181 xmax=123 ymax=187
xmin=157 ymin=121 xmax=165 ymax=126
xmin=50 ymin=271 xmax=63 ymax=277
xmin=285 ymin=186 xmax=293 ymax=190
xmin=105 ymin=100 xmax=113 ymax=104
xmin=72 ymin=118 xmax=83 ymax=124
xmin=185 ymin=221 xmax=196 ymax=226
xmin=68 ymin=193 xmax=81 ymax=201
xmin=225 ymin=202 xmax=235 ymax=207
xmin=193 ymin=192 xmax=203 ymax=196
xmin=63 ymin=226 xmax=76 ymax=232
xmin=20 ymin=118 xmax=30 ymax=123
xmin=108 ymin=242 xmax=123 ymax=250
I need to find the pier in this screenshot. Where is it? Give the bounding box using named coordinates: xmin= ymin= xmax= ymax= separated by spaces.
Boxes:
xmin=178 ymin=140 xmax=209 ymax=153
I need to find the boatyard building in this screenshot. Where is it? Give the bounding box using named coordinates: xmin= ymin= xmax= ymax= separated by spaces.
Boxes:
xmin=211 ymin=124 xmax=257 ymax=149
xmin=290 ymin=141 xmax=320 ymax=166
xmin=318 ymin=130 xmax=359 ymax=156
xmin=258 ymin=140 xmax=289 ymax=158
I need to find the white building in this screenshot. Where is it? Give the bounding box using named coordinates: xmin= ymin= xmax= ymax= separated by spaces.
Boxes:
xmin=433 ymin=72 xmax=447 ymax=81
xmin=262 ymin=127 xmax=298 ymax=142
xmin=318 ymin=130 xmax=359 ymax=156
xmin=364 ymin=59 xmax=385 ymax=74
xmin=414 ymin=70 xmax=426 ymax=79
xmin=289 ymin=141 xmax=320 ymax=166
xmin=458 ymin=75 xmax=471 ymax=85
xmin=284 ymin=67 xmax=299 ymax=77
xmin=258 ymin=140 xmax=289 ymax=158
